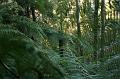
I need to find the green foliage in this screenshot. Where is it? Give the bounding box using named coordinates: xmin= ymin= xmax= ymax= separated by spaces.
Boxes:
xmin=0 ymin=3 xmax=65 ymax=79
xmin=0 ymin=2 xmax=92 ymax=79
xmin=36 ymin=0 xmax=54 ymax=17
xmin=0 ymin=0 xmax=120 ymax=79
xmin=0 ymin=24 xmax=65 ymax=79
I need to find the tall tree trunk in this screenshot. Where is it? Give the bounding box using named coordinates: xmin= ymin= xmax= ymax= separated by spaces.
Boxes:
xmin=76 ymin=0 xmax=81 ymax=38
xmin=59 ymin=13 xmax=64 ymax=57
xmin=75 ymin=0 xmax=83 ymax=56
xmin=93 ymin=0 xmax=99 ymax=60
xmin=100 ymin=0 xmax=106 ymax=59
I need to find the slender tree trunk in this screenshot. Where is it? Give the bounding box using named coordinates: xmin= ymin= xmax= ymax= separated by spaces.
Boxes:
xmin=93 ymin=0 xmax=99 ymax=60
xmin=100 ymin=0 xmax=106 ymax=59
xmin=76 ymin=0 xmax=81 ymax=38
xmin=75 ymin=0 xmax=83 ymax=56
xmin=59 ymin=13 xmax=64 ymax=57
xmin=31 ymin=5 xmax=36 ymax=21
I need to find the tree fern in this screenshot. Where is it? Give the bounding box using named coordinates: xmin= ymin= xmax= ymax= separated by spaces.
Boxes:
xmin=0 ymin=27 xmax=65 ymax=79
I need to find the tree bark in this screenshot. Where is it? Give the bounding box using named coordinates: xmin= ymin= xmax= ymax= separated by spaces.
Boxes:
xmin=76 ymin=0 xmax=81 ymax=38
xmin=31 ymin=5 xmax=36 ymax=21
xmin=93 ymin=0 xmax=99 ymax=60
xmin=59 ymin=13 xmax=64 ymax=57
xmin=75 ymin=0 xmax=83 ymax=56
xmin=100 ymin=0 xmax=106 ymax=59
